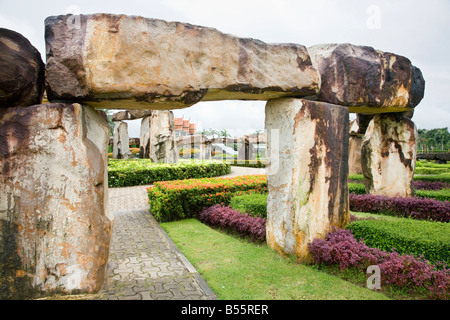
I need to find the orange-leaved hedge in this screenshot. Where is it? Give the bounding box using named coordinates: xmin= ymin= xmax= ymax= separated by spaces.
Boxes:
xmin=147 ymin=175 xmax=267 ymax=222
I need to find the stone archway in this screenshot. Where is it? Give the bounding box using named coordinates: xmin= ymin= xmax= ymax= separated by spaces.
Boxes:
xmin=0 ymin=14 xmax=424 ymax=298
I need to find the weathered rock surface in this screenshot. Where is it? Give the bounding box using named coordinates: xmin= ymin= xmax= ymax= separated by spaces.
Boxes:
xmin=0 ymin=103 xmax=112 ymax=299
xmin=308 ymin=43 xmax=425 ymax=113
xmin=139 ymin=111 xmax=177 ymax=163
xmin=265 ymin=98 xmax=349 ymax=262
xmin=112 ymin=110 xmax=152 ymax=121
xmin=44 ymin=14 xmax=319 ymax=110
xmin=0 ymin=28 xmax=45 ymax=108
xmin=237 ymin=141 xmax=256 ymax=161
xmin=113 ymin=121 xmax=130 ymax=159
xmin=361 ymin=114 xmax=417 ymax=197
xmin=348 ymin=120 xmax=363 ymax=175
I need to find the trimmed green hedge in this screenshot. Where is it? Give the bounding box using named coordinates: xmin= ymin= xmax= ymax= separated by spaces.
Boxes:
xmin=348 ymin=182 xmax=366 ymax=195
xmin=148 ymin=175 xmax=267 ymax=222
xmin=415 ymin=167 xmax=449 ymax=175
xmin=414 ymin=173 xmax=450 ymax=184
xmin=416 ymin=189 xmax=450 ymax=202
xmin=108 ymin=159 xmax=231 ymax=187
xmin=229 ymin=160 xmax=267 ymax=168
xmin=347 ymin=218 xmax=450 ymax=264
xmin=229 ymin=193 xmax=268 ymax=218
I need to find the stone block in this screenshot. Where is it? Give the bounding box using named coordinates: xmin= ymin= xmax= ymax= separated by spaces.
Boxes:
xmin=361 ymin=114 xmax=417 ymax=197
xmin=44 ymin=14 xmax=319 ymax=110
xmin=0 ymin=28 xmax=45 ymax=108
xmin=265 ymin=98 xmax=349 ymax=262
xmin=0 ymin=103 xmax=112 ymax=299
xmin=308 ymin=43 xmax=425 ymax=113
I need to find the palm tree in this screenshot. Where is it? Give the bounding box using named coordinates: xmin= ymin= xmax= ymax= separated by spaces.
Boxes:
xmin=219 ymin=128 xmax=231 ymax=138
xmin=207 ymin=128 xmax=219 ymax=139
xmin=196 ymin=129 xmax=209 ymax=136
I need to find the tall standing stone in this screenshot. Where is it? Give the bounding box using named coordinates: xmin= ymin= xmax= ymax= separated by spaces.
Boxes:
xmin=265 ymin=98 xmax=349 ymax=263
xmin=237 ymin=138 xmax=256 ymax=162
xmin=0 ymin=28 xmax=45 ymax=108
xmin=139 ymin=111 xmax=177 ymax=163
xmin=112 ymin=121 xmax=130 ymax=159
xmin=0 ymin=103 xmax=112 ymax=299
xmin=149 ymin=111 xmax=177 ymax=163
xmin=361 ymin=114 xmax=417 ymax=197
xmin=348 ymin=119 xmax=364 ymax=175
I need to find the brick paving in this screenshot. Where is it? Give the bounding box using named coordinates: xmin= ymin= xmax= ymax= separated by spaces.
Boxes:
xmin=96 ymin=185 xmax=216 ymax=300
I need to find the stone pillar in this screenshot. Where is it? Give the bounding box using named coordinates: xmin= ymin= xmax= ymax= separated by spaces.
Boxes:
xmin=237 ymin=139 xmax=256 ymax=162
xmin=348 ymin=119 xmax=363 ymax=175
xmin=139 ymin=115 xmax=151 ymax=159
xmin=148 ymin=110 xmax=177 ymax=163
xmin=265 ymin=98 xmax=349 ymax=263
xmin=139 ymin=111 xmax=177 ymax=163
xmin=361 ymin=113 xmax=417 ymax=197
xmin=112 ymin=121 xmax=130 ymax=159
xmin=0 ymin=103 xmax=112 ymax=299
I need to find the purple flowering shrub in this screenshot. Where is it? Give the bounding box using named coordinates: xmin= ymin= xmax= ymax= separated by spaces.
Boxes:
xmin=413 ymin=181 xmax=450 ymax=191
xmin=349 ymin=193 xmax=450 ymax=222
xmin=199 ymin=205 xmax=266 ymax=242
xmin=309 ymin=228 xmax=450 ymax=299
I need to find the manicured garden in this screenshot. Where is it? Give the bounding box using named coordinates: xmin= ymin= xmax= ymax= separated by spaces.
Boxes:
xmin=148 ymin=160 xmax=449 ymax=300
xmin=108 ymin=159 xmax=449 ymax=300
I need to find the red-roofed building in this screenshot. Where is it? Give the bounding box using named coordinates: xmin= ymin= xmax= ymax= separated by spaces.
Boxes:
xmin=175 ymin=117 xmax=197 ymax=137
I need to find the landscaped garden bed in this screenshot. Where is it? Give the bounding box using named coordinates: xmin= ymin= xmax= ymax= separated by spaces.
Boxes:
xmin=143 ymin=160 xmax=449 ymax=299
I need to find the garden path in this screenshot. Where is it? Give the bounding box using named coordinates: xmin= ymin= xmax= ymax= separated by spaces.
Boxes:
xmin=96 ymin=166 xmax=266 ymax=300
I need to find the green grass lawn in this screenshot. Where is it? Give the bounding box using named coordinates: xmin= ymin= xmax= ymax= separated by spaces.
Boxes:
xmin=161 ymin=219 xmax=389 ymax=300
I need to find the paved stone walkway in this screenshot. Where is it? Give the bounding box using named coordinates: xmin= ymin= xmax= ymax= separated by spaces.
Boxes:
xmin=96 ymin=186 xmax=216 ymax=300
xmin=94 ymin=166 xmax=266 ymax=300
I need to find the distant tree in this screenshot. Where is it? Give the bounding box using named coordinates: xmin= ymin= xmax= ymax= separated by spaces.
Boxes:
xmin=253 ymin=129 xmax=263 ymax=135
xmin=101 ymin=109 xmax=115 ymax=136
xmin=207 ymin=128 xmax=219 ymax=138
xmin=417 ymin=127 xmax=450 ymax=152
xmin=196 ymin=129 xmax=209 ymax=136
xmin=219 ymin=128 xmax=231 ymax=138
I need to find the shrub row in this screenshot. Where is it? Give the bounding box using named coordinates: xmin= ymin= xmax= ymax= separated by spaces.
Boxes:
xmin=346 ymin=218 xmax=450 ymax=264
xmin=416 ymin=160 xmax=450 ymax=169
xmin=349 ymin=181 xmax=450 ymax=201
xmin=229 ymin=160 xmax=267 ymax=168
xmin=308 ymin=228 xmax=449 ymax=299
xmin=199 ymin=205 xmax=266 ymax=242
xmin=224 ymin=189 xmax=450 ymax=222
xmin=350 ymin=173 xmax=450 ymax=184
xmin=415 ymin=167 xmax=449 ymax=175
xmin=229 ymin=193 xmax=268 ymax=218
xmin=416 ymin=189 xmax=450 ymax=202
xmin=414 ymin=181 xmax=450 ymax=191
xmin=108 ymin=159 xmax=231 ymax=187
xmin=147 ymin=175 xmax=267 ymax=222
xmin=414 ymin=173 xmax=450 ymax=183
xmin=349 ymin=193 xmax=450 ymax=222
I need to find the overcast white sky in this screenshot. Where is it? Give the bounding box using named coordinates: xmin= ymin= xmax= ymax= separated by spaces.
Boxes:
xmin=1 ymin=0 xmax=449 ymax=137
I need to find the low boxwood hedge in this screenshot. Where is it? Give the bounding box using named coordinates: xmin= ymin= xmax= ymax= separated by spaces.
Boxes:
xmin=347 ymin=218 xmax=450 ymax=264
xmin=229 ymin=193 xmax=268 ymax=218
xmin=108 ymin=159 xmax=231 ymax=187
